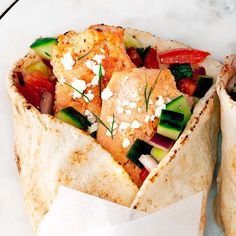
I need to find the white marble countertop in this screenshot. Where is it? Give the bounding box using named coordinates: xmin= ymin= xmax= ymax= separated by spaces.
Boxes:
xmin=1 ymin=0 xmax=235 ymax=235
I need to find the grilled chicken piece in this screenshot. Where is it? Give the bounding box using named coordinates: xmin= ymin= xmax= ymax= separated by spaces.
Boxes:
xmin=51 ymin=24 xmax=134 ymax=116
xmin=97 ymin=68 xmax=181 ymax=187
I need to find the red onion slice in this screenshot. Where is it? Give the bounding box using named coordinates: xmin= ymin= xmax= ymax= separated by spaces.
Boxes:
xmin=149 ymin=133 xmax=174 ymax=151
xmin=139 ymin=155 xmax=158 ymax=172
xmin=40 ymin=91 xmax=53 ymax=114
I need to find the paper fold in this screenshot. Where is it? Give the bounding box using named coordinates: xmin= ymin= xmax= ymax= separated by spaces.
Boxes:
xmin=38 ymin=186 xmax=203 ymax=236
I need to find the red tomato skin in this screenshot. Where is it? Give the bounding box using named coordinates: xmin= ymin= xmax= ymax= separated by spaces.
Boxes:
xmin=126 ymin=47 xmax=143 ymax=67
xmin=158 ymin=48 xmax=210 ymax=64
xmin=16 ymin=71 xmax=55 ymax=108
xmin=143 ymin=48 xmax=159 ymax=69
xmin=139 ymin=168 xmax=150 ymax=183
xmin=177 ymin=78 xmax=197 ymax=96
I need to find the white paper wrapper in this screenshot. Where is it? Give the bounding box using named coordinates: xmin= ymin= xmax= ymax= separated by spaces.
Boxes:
xmin=38 ymin=186 xmax=203 ymax=236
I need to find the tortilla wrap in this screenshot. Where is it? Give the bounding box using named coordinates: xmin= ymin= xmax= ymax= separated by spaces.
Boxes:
xmin=6 ymin=26 xmax=222 ymax=233
xmin=216 ymin=55 xmax=236 ymax=236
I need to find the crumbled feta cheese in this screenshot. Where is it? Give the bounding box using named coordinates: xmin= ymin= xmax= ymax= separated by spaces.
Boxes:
xmin=83 ymin=90 xmax=95 ymax=102
xmin=119 ymin=122 xmax=130 ymax=132
xmin=125 ymin=109 xmax=132 ymax=115
xmin=101 ymin=88 xmax=113 ymax=100
xmin=71 ymin=79 xmax=87 ymax=99
xmin=131 ymin=120 xmax=142 ymax=129
xmin=59 ymin=77 xmax=66 ymax=84
xmin=155 ymin=104 xmax=166 ymax=118
xmin=61 ymin=52 xmax=75 ymax=70
xmin=122 ymin=138 xmax=130 ymax=148
xmin=85 ymin=109 xmax=96 ymax=124
xmin=155 ymin=95 xmax=165 ymax=106
xmin=100 ymin=48 xmax=105 ymax=53
xmin=93 ymin=54 xmax=105 ymax=64
xmin=145 ymin=115 xmax=150 ymax=123
xmin=122 ymin=100 xmax=130 ymax=106
xmin=88 ymin=122 xmax=98 ymax=133
xmin=106 ymin=130 xmax=117 ymax=137
xmin=117 ymin=106 xmax=124 ymax=114
xmin=129 ymin=102 xmax=137 ymax=109
xmin=150 ymin=115 xmax=155 ymax=121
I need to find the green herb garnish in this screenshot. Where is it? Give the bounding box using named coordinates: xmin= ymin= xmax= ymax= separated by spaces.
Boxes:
xmin=144 ymin=69 xmax=163 ymax=112
xmin=92 ymin=112 xmax=116 ymax=139
xmin=169 ymin=63 xmax=193 ymax=82
xmin=45 ymin=51 xmax=51 ymax=57
xmin=98 ymin=64 xmax=104 ymax=97
xmin=64 ymin=82 xmax=91 ymax=102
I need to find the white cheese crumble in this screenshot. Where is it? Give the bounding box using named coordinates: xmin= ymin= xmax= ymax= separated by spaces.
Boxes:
xmin=150 ymin=115 xmax=155 ymax=121
xmin=83 ymin=90 xmax=95 ymax=102
xmin=131 ymin=120 xmax=142 ymax=129
xmin=71 ymin=79 xmax=87 ymax=99
xmin=101 ymin=88 xmax=113 ymax=100
xmin=137 ymin=107 xmax=142 ymax=113
xmin=125 ymin=109 xmax=132 ymax=115
xmin=85 ymin=109 xmax=96 ymax=124
xmin=145 ymin=115 xmax=150 ymax=123
xmin=155 ymin=104 xmax=166 ymax=118
xmin=93 ymin=54 xmax=105 ymax=64
xmin=119 ymin=122 xmax=130 ymax=132
xmin=129 ymin=102 xmax=137 ymax=109
xmin=59 ymin=77 xmax=66 ymax=84
xmin=61 ymin=52 xmax=75 ymax=70
xmin=88 ymin=122 xmax=98 ymax=133
xmin=122 ymin=138 xmax=130 ymax=148
xmin=117 ymin=106 xmax=124 ymax=114
xmin=122 ymin=100 xmax=130 ymax=106
xmin=155 ymin=95 xmax=165 ymax=106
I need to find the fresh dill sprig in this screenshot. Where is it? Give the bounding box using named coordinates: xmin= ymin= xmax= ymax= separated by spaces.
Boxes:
xmin=64 ymin=81 xmax=91 ymax=102
xmin=92 ymin=112 xmax=115 ymax=139
xmin=98 ymin=63 xmax=104 ymax=97
xmin=144 ymin=69 xmax=163 ymax=112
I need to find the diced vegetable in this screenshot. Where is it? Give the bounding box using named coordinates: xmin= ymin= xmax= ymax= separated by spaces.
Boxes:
xmin=55 ymin=107 xmax=91 ymax=131
xmin=169 ymin=63 xmax=193 ymax=82
xmin=151 ymin=147 xmax=168 ymax=162
xmin=40 ymin=91 xmax=53 ymax=114
xmin=193 ymin=66 xmax=206 ymax=78
xmin=166 ymin=95 xmax=191 ymax=126
xmin=127 ymin=139 xmax=153 ymax=168
xmin=149 ymin=133 xmax=174 ymax=151
xmin=139 ymin=154 xmax=158 ymax=172
xmin=157 ymin=109 xmax=184 ymax=140
xmin=25 ymin=61 xmax=51 ymax=76
xmin=158 ymin=48 xmax=210 ymax=64
xmin=124 ymin=33 xmax=142 ymax=48
xmin=16 ymin=71 xmax=55 ymax=108
xmin=143 ymin=48 xmax=159 ymax=69
xmin=177 ymin=78 xmax=197 ymax=96
xmin=126 ymin=47 xmax=143 ymax=67
xmin=139 ymin=168 xmax=149 ymax=183
xmin=194 ymin=75 xmax=213 ymax=98
xmin=30 ymin=37 xmax=57 ymax=60
xmin=136 ymin=46 xmax=151 ymax=60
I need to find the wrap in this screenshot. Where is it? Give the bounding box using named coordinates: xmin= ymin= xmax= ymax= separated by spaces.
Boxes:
xmin=216 ymin=55 xmax=236 ymax=236
xmin=6 ymin=26 xmax=222 ymax=233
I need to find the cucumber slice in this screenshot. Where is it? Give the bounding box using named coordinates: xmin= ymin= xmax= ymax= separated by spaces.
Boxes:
xmin=25 ymin=61 xmax=51 ymax=76
xmin=157 ymin=109 xmax=184 ymax=140
xmin=127 ymin=139 xmax=152 ymax=168
xmin=55 ymin=107 xmax=91 ymax=131
xmin=30 ymin=37 xmax=57 ymax=60
xmin=194 ymin=75 xmax=213 ymax=98
xmin=166 ymin=95 xmax=191 ymax=126
xmin=124 ymin=32 xmax=142 ymax=49
xmin=151 ymin=147 xmax=168 ymax=162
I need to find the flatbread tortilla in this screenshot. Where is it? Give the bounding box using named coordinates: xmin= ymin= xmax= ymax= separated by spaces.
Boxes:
xmin=216 ymin=55 xmax=236 ymax=236
xmin=6 ymin=26 xmax=222 ymax=233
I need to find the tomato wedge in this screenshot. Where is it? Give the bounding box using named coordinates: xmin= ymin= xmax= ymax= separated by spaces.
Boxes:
xmin=139 ymin=168 xmax=149 ymax=183
xmin=177 ymin=78 xmax=197 ymax=96
xmin=158 ymin=48 xmax=210 ymax=64
xmin=16 ymin=71 xmax=55 ymax=108
xmin=143 ymin=48 xmax=159 ymax=69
